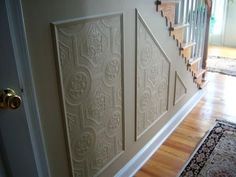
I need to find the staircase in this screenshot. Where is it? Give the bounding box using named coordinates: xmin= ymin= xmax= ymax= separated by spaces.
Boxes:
xmin=156 ymin=0 xmax=209 ymax=89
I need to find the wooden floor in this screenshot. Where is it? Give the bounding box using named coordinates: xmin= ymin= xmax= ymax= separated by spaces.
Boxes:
xmin=208 ymin=45 xmax=236 ymax=58
xmin=135 ymin=72 xmax=236 ymax=177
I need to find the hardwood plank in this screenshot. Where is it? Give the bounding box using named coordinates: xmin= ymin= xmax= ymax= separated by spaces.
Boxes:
xmin=135 ymin=72 xmax=236 ymax=176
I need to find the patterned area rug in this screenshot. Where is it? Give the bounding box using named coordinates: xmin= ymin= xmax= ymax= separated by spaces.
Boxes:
xmin=207 ymin=56 xmax=236 ymax=76
xmin=178 ymin=120 xmax=236 ymax=177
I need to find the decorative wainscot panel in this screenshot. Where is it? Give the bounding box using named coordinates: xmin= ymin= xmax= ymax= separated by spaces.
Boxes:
xmin=136 ymin=11 xmax=170 ymax=138
xmin=173 ymin=71 xmax=187 ymax=105
xmin=52 ymin=14 xmax=124 ymax=177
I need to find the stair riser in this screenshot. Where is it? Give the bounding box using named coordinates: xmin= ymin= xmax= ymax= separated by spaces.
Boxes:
xmin=158 ymin=3 xmax=176 ymax=23
xmin=181 ymin=47 xmax=192 ymax=59
xmin=171 ymin=28 xmax=184 ymax=43
xmin=190 ymin=64 xmax=198 ymax=75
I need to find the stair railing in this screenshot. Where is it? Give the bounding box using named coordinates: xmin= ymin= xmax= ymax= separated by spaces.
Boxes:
xmin=202 ymin=0 xmax=212 ymax=72
xmin=156 ymin=0 xmax=212 ymax=88
xmin=179 ymin=0 xmax=207 ymax=55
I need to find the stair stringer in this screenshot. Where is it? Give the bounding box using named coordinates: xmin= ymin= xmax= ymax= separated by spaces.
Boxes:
xmin=156 ymin=0 xmax=207 ymax=87
xmin=137 ymin=8 xmax=198 ymax=90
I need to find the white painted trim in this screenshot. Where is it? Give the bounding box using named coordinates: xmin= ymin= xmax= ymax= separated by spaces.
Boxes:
xmin=5 ymin=0 xmax=50 ymax=177
xmin=115 ymin=90 xmax=205 ymax=177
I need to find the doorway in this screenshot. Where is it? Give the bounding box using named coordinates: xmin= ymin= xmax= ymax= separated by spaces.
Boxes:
xmin=207 ymin=0 xmax=236 ymax=76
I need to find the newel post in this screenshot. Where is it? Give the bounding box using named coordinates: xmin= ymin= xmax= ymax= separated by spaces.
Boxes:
xmin=202 ymin=0 xmax=212 ymax=72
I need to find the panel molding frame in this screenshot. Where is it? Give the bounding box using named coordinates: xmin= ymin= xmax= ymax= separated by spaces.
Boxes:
xmin=51 ymin=12 xmax=125 ymax=177
xmin=135 ymin=9 xmax=172 ymax=140
xmin=173 ymin=71 xmax=187 ymax=105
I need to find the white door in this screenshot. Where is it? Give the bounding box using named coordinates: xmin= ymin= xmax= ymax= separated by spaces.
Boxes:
xmin=0 ymin=0 xmax=40 ymax=176
xmin=0 ymin=153 xmax=7 ymax=177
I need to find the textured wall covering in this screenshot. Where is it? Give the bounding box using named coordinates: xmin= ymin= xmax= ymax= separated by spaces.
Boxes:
xmin=174 ymin=72 xmax=187 ymax=105
xmin=136 ymin=12 xmax=170 ymax=138
xmin=53 ymin=14 xmax=124 ymax=177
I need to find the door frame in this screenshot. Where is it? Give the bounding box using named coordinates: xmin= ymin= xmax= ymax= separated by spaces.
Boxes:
xmin=5 ymin=0 xmax=50 ymax=176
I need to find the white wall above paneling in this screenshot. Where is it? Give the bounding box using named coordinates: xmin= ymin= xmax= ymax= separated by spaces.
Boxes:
xmin=135 ymin=11 xmax=171 ymax=139
xmin=52 ymin=13 xmax=124 ymax=177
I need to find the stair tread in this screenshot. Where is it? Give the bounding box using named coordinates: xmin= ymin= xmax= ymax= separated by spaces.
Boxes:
xmin=198 ymin=80 xmax=209 ymax=89
xmin=180 ymin=42 xmax=196 ymax=50
xmin=170 ymin=23 xmax=189 ymax=31
xmin=156 ymin=0 xmax=180 ymax=4
xmin=188 ymin=57 xmax=202 ymax=65
xmin=194 ymin=69 xmax=206 ymax=79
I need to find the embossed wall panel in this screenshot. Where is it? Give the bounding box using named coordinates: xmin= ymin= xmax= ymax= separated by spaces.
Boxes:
xmin=53 ymin=14 xmax=124 ymax=177
xmin=174 ymin=72 xmax=187 ymax=105
xmin=136 ymin=12 xmax=170 ymax=138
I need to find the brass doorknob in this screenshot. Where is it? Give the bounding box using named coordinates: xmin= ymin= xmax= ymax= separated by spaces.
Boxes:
xmin=0 ymin=88 xmax=21 ymax=109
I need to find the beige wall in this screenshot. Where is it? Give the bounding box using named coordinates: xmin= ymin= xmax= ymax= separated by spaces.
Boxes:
xmin=21 ymin=0 xmax=198 ymax=176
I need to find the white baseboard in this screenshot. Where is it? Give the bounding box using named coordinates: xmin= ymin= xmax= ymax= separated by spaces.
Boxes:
xmin=115 ymin=90 xmax=205 ymax=177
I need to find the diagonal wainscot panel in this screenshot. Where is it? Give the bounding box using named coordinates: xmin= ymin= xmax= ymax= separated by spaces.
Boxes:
xmin=174 ymin=71 xmax=187 ymax=105
xmin=136 ymin=11 xmax=171 ymax=139
xmin=52 ymin=14 xmax=124 ymax=177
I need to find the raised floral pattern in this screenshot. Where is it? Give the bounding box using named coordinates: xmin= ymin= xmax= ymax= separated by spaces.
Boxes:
xmin=66 ymin=71 xmax=91 ymax=104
